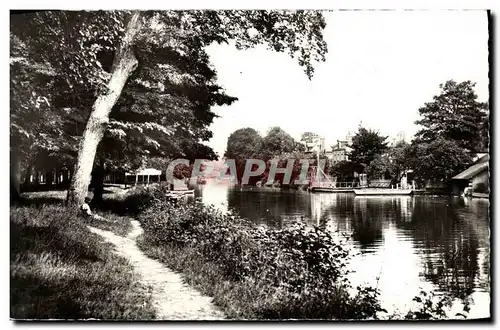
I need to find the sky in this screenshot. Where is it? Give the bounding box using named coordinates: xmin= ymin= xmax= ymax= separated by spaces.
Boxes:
xmin=204 ymin=10 xmax=489 ymax=157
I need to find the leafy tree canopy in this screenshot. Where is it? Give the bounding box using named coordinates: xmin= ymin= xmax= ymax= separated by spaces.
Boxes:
xmin=411 ymin=137 xmax=472 ymax=183
xmin=414 ymin=80 xmax=488 ymax=152
xmin=300 ymin=131 xmax=320 ymax=144
xmin=10 ymin=10 xmax=239 ymax=177
xmin=224 ymin=127 xmax=263 ymax=161
xmin=349 ymin=127 xmax=388 ymax=167
xmin=261 ymin=126 xmax=298 ymax=156
xmin=387 ymin=141 xmax=413 ymax=178
xmin=365 ymin=154 xmax=392 ymax=180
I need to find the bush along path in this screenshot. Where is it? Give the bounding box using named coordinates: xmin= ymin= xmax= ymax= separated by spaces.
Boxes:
xmin=87 ymin=220 xmax=225 ymax=320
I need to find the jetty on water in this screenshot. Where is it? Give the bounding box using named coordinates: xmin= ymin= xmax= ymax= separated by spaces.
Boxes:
xmin=308 ymin=157 xmax=359 ymax=193
xmin=308 ymin=153 xmax=414 ymax=196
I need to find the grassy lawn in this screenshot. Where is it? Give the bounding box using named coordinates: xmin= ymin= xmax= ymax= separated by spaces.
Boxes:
xmin=18 ymin=188 xmax=134 ymax=237
xmin=82 ymin=211 xmax=134 ymax=237
xmin=10 ymin=205 xmax=156 ymax=320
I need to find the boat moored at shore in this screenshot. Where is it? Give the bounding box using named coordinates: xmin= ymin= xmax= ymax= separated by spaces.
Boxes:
xmin=354 ymin=188 xmax=413 ymax=196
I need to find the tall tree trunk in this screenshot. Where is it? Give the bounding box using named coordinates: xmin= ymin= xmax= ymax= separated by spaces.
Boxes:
xmin=23 ymin=161 xmax=33 ymax=185
xmin=67 ymin=12 xmax=142 ymax=207
xmin=91 ymin=163 xmax=105 ymax=206
xmin=10 ymin=148 xmax=21 ymax=203
xmin=45 ymin=170 xmax=53 ymax=188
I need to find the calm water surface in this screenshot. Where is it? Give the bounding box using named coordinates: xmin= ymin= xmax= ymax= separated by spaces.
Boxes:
xmin=191 ymin=181 xmax=490 ymax=319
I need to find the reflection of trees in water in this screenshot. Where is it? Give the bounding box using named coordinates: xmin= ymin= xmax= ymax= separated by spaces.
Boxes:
xmin=421 ymin=235 xmax=478 ymax=300
xmin=350 ymin=197 xmax=387 ymax=251
xmin=226 ymin=189 xmax=312 ymax=227
xmin=395 ymin=197 xmax=485 ymax=301
xmin=223 ymin=187 xmax=489 ymax=303
xmin=312 ymin=193 xmax=354 ymax=230
xmin=320 ymin=196 xmax=409 ymax=251
xmin=455 ymin=199 xmax=490 ymax=296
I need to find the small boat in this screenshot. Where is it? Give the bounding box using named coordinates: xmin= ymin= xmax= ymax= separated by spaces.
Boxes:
xmin=309 ymin=187 xmax=354 ymax=193
xmin=354 ymin=188 xmax=413 ymax=196
xmin=166 ymin=189 xmax=195 ymax=196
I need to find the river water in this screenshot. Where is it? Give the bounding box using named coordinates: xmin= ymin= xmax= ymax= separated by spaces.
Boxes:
xmin=191 ymin=182 xmax=490 ymax=319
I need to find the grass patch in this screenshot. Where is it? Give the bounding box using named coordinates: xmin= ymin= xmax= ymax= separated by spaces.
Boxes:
xmin=83 ymin=212 xmax=134 ymax=237
xmin=10 ymin=205 xmax=156 ymax=320
xmin=17 ymin=188 xmax=134 ymax=237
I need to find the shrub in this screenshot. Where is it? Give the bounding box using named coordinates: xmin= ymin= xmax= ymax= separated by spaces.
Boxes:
xmin=136 ymin=186 xmax=386 ymax=320
xmin=404 ymin=291 xmax=454 ymax=320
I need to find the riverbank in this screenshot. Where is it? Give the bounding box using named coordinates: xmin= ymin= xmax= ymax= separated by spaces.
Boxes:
xmin=129 ymin=184 xmax=469 ymax=320
xmin=11 ymin=187 xmax=478 ymax=320
xmin=88 ymin=220 xmax=224 ymax=320
xmin=135 ymin=200 xmax=385 ymax=319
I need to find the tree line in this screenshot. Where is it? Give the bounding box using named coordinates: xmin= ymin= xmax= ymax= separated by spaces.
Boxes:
xmin=223 ymin=127 xmax=331 ymax=186
xmin=10 ymin=10 xmax=328 ymax=206
xmin=224 ymin=80 xmax=489 ymax=188
xmin=332 ymin=80 xmax=489 ymax=187
xmin=10 ymin=9 xmax=488 ymax=203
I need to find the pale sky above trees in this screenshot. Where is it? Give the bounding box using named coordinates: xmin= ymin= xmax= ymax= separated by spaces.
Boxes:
xmin=205 ymin=10 xmax=489 ymax=157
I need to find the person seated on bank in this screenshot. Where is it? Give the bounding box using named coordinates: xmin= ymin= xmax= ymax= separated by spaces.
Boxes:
xmin=80 ymin=197 xmax=105 ymax=220
xmin=80 ymin=197 xmax=93 ymax=217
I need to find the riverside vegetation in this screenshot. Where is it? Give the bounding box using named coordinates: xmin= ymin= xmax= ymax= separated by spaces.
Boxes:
xmin=124 ymin=184 xmax=463 ymax=320
xmin=10 ymin=184 xmax=469 ymax=320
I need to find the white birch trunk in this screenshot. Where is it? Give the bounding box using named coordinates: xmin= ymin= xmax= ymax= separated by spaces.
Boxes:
xmin=67 ymin=12 xmax=142 ymax=207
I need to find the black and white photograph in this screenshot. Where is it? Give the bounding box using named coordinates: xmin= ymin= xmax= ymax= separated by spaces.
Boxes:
xmin=9 ymin=7 xmax=491 ymax=321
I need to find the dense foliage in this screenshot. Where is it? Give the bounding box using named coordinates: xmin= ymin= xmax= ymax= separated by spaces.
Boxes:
xmin=410 ymin=137 xmax=473 ymax=183
xmin=349 ymin=127 xmax=388 ymax=167
xmin=224 ymin=127 xmax=264 ymax=162
xmin=414 ymin=80 xmax=488 ymax=153
xmin=300 ymin=131 xmax=320 ymax=144
xmin=10 ymin=10 xmax=329 ymax=206
xmin=408 ymin=80 xmax=488 ymax=184
xmin=132 ymin=185 xmax=386 ymax=319
xmin=10 ymin=10 xmax=237 ymax=201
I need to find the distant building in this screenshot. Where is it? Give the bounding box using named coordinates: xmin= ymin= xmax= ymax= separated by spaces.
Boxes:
xmin=390 ymin=131 xmax=406 ymax=146
xmin=451 ymin=154 xmax=489 ymax=197
xmin=329 ymin=132 xmax=354 ymax=164
xmin=330 ymin=144 xmax=352 ymax=164
xmin=346 ymin=130 xmax=355 ymax=145
xmin=304 ymin=136 xmax=325 ymax=154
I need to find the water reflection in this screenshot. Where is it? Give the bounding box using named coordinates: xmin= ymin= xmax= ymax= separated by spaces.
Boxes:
xmin=195 ymin=182 xmax=490 ymax=318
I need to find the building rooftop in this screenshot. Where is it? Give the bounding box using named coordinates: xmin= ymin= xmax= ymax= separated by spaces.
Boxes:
xmin=452 ymin=155 xmax=489 ymax=180
xmin=126 ymin=168 xmax=162 ymax=176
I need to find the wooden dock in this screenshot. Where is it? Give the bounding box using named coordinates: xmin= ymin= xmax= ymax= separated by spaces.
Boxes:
xmin=472 ymin=192 xmax=489 ymax=199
